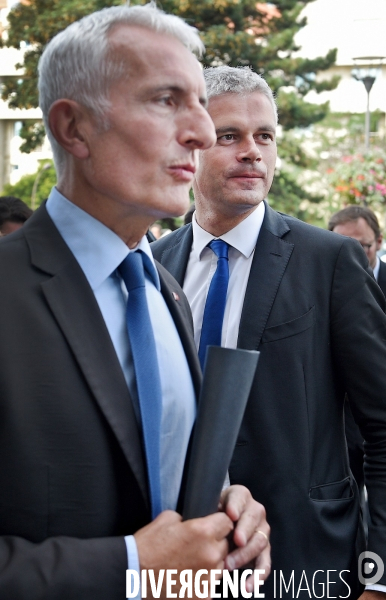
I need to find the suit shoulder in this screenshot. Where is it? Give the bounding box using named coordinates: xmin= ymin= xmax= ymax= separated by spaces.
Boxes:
xmin=278 ymin=211 xmax=350 ymax=251
xmin=0 ymin=228 xmax=29 ymax=269
xmin=151 ymin=224 xmax=191 ymax=259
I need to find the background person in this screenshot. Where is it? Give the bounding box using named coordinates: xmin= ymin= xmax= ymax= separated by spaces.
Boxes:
xmin=329 ymin=205 xmax=386 ymax=295
xmin=0 ymin=195 xmax=32 ymax=235
xmin=329 ymin=205 xmax=386 ymax=528
xmin=184 ymin=202 xmax=196 ymax=225
xmin=152 ymin=65 xmax=386 ymax=599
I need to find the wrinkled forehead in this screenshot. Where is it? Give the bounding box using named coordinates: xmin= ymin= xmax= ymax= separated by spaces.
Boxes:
xmin=106 ymin=24 xmax=206 ymax=95
xmin=107 ymin=23 xmax=199 ymax=67
xmin=207 ymin=91 xmax=277 ymax=129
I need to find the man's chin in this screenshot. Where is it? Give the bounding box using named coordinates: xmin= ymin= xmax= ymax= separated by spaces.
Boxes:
xmin=223 ymin=192 xmax=265 ymax=209
xmin=155 ymin=193 xmax=191 ymax=219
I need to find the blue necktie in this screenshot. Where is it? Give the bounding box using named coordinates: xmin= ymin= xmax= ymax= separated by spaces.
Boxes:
xmin=198 ymin=240 xmax=230 ymax=369
xmin=118 ymin=251 xmax=162 ymax=519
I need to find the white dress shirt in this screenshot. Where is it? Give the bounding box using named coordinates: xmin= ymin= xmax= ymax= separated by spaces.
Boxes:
xmin=183 ymin=201 xmax=265 ymax=350
xmin=373 ymin=255 xmax=380 ymax=281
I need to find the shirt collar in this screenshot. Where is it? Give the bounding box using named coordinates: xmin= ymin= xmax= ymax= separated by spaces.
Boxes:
xmin=46 ymin=187 xmax=160 ymax=291
xmin=191 ymin=200 xmax=265 ymax=259
xmin=373 ymin=255 xmax=380 ymax=281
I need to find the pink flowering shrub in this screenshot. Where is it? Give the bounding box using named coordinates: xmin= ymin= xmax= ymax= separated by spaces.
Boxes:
xmin=326 ymin=148 xmax=386 ymax=205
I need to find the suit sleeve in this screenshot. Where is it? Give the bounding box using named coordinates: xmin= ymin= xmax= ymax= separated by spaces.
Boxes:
xmin=0 ymin=535 xmax=127 ymax=599
xmin=330 ymin=238 xmax=386 ymax=583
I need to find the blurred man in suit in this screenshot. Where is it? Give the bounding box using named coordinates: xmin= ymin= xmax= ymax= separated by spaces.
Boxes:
xmin=0 ymin=12 xmax=269 ymax=599
xmin=152 ymin=65 xmax=386 ymax=599
xmin=329 ymin=205 xmax=386 ymax=516
xmin=329 ymin=205 xmax=386 ymax=295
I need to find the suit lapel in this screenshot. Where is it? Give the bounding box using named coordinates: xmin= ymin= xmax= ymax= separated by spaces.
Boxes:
xmin=238 ymin=204 xmax=294 ymax=350
xmin=155 ymin=224 xmax=193 ymax=286
xmin=24 ymin=205 xmax=149 ymax=507
xmin=156 ymin=260 xmax=202 ymax=399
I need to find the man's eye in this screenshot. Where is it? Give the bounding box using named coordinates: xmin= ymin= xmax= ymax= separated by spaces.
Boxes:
xmin=157 ymin=95 xmax=173 ymax=105
xmin=218 ymin=134 xmax=235 ymax=142
xmin=259 ymin=133 xmax=274 ymax=141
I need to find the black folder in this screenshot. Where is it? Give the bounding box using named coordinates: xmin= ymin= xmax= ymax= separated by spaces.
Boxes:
xmin=183 ymin=345 xmax=260 ymax=520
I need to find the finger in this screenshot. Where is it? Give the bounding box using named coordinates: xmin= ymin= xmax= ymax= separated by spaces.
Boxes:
xmin=255 ymin=541 xmax=271 ymax=580
xmin=244 ymin=543 xmax=272 ymax=593
xmin=220 ymin=485 xmax=249 ymax=522
xmin=217 ymin=538 xmax=231 ymax=563
xmin=198 ymin=511 xmax=234 ymax=541
xmin=224 ymin=524 xmax=269 ymax=571
xmin=155 ymin=509 xmax=182 ymax=525
xmin=232 ymin=501 xmax=267 ymax=548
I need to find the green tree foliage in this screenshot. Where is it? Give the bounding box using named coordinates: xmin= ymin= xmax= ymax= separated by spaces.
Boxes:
xmin=2 ymin=161 xmax=56 ymax=209
xmin=161 ymin=0 xmax=338 ymax=131
xmin=157 ymin=0 xmax=339 ymax=218
xmin=1 ymin=0 xmax=339 ymax=219
xmin=2 ymin=0 xmax=338 ymax=142
xmin=269 ymin=130 xmax=323 ymax=220
xmin=1 ymin=0 xmax=123 ymax=152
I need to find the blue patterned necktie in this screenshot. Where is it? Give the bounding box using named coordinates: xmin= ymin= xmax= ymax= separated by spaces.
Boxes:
xmin=198 ymin=239 xmax=230 ymax=369
xmin=118 ymin=251 xmax=162 ymax=519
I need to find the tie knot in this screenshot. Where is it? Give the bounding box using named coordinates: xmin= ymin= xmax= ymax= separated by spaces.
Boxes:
xmin=118 ymin=251 xmax=145 ymax=293
xmin=209 ymin=239 xmax=229 ymax=260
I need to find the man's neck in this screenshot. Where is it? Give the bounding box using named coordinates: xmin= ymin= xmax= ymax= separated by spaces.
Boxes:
xmin=56 ymin=183 xmax=151 ymax=248
xmin=195 ymin=204 xmax=260 ymax=237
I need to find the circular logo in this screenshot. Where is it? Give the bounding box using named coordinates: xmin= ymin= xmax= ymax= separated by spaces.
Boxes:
xmin=358 ymin=551 xmax=384 ymax=585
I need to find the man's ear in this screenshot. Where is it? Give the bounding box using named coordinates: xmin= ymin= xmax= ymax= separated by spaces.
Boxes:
xmin=48 ymin=99 xmax=91 ymax=160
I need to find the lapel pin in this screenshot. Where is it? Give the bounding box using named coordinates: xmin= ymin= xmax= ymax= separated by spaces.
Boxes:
xmin=172 ymin=292 xmax=180 ymax=301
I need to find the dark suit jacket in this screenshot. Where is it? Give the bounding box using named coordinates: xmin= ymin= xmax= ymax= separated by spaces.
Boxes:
xmin=152 ymin=202 xmax=386 ymax=598
xmin=347 ymin=259 xmax=386 ymax=491
xmin=344 ymin=259 xmax=386 ymax=497
xmin=377 ymin=258 xmax=386 ymax=297
xmin=0 ymin=204 xmax=201 ymax=599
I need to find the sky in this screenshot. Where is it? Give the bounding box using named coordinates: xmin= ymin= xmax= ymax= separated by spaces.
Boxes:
xmin=295 ymin=0 xmax=386 ymax=65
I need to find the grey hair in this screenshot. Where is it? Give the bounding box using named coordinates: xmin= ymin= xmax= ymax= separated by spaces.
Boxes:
xmin=38 ymin=2 xmax=204 ymax=176
xmin=203 ymin=66 xmax=278 ymax=125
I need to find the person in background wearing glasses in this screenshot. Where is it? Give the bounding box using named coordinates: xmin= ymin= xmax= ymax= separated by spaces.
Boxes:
xmin=329 ymin=205 xmax=386 ymax=296
xmin=329 ymin=204 xmax=386 ymax=539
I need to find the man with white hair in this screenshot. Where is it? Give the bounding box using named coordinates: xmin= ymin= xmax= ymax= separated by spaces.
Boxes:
xmin=152 ymin=65 xmax=386 ymax=599
xmin=0 ymin=9 xmax=269 ymax=599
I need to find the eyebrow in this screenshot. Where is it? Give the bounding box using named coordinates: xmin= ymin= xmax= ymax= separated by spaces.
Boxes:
xmin=216 ymin=125 xmax=276 ymax=135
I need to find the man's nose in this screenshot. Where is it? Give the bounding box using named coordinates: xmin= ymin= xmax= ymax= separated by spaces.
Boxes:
xmin=178 ymin=104 xmax=216 ymax=150
xmin=237 ymin=137 xmax=262 ymax=162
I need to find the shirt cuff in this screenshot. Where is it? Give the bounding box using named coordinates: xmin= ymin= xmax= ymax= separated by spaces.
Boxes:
xmin=365 ymin=584 xmax=386 ymax=593
xmin=125 ymin=535 xmax=141 ymax=600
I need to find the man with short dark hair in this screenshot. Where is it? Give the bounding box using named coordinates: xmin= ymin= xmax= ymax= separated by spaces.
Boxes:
xmin=328 ymin=205 xmax=386 ymax=295
xmin=152 ymin=65 xmax=386 ymax=600
xmin=0 ymin=195 xmax=32 ymax=235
